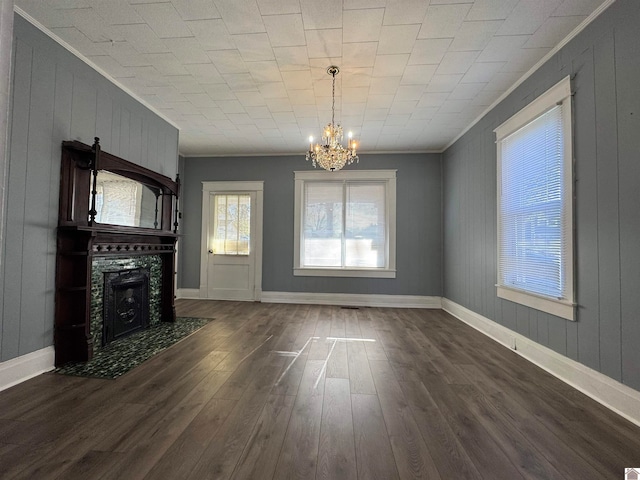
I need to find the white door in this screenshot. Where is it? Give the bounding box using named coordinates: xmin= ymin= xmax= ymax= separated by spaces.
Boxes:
xmin=200 ymin=182 xmax=263 ymax=301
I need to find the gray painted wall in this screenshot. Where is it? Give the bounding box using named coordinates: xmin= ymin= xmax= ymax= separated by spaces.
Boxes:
xmin=179 ymin=153 xmax=442 ymax=296
xmin=443 ymin=0 xmax=640 ymax=390
xmin=0 ymin=14 xmax=179 ymax=363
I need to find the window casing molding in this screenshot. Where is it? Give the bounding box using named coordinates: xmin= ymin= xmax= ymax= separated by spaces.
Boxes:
xmin=294 ymin=170 xmax=396 ymax=278
xmin=495 ymin=76 xmax=575 ymax=321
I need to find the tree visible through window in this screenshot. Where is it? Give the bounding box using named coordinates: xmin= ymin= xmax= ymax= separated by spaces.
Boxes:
xmin=212 ymin=194 xmax=251 ymax=255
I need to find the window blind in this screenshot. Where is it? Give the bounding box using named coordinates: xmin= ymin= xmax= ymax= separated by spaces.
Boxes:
xmin=498 ymin=104 xmax=568 ymax=299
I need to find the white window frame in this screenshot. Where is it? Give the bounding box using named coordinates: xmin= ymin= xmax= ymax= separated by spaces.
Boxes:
xmin=294 ymin=170 xmax=396 ymax=278
xmin=495 ymin=76 xmax=575 ymax=321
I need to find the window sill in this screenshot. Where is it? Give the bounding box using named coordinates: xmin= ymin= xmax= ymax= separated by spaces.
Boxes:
xmin=497 ymin=285 xmax=575 ymax=321
xmin=294 ymin=268 xmax=396 ymax=279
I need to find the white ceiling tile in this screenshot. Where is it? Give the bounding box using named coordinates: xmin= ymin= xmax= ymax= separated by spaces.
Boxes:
xmin=410 ymin=107 xmax=438 ymax=120
xmin=460 ymin=61 xmax=505 ymax=83
xmin=436 ymin=51 xmax=479 ymax=75
xmin=90 ymin=0 xmax=145 ymax=25
xmin=389 ymin=101 xmax=418 ymax=114
xmin=401 ymin=64 xmax=437 ymax=85
xmin=184 ymin=63 xmax=225 ymax=83
xmin=17 ymin=0 xmax=610 ymax=154
xmin=466 ymin=0 xmax=520 ymax=21
xmin=257 ymin=0 xmax=301 ymax=15
xmin=343 ymin=42 xmax=378 ymax=68
xmin=342 ymin=9 xmax=384 ymax=43
xmin=245 ymin=106 xmax=271 ymax=118
xmin=475 ymin=35 xmax=528 ymax=62
xmin=377 ymin=25 xmax=420 ymax=55
xmin=367 ymin=94 xmax=395 ymax=108
xmin=202 ymin=83 xmax=237 ymax=100
xmin=305 ymin=29 xmax=343 ymax=58
xmin=449 ymin=20 xmax=503 ymax=51
xmin=384 ymin=114 xmax=411 ymax=126
xmin=497 ymin=0 xmax=561 ymax=35
xmin=173 ymin=0 xmax=220 ymax=21
xmin=162 ymin=37 xmax=211 ymax=64
xmin=383 ymin=0 xmax=429 ymax=25
xmin=282 ymin=70 xmax=313 ymax=90
xmin=552 ymin=0 xmax=605 ymax=16
xmin=264 ymin=14 xmax=306 ymax=47
xmin=184 ymin=92 xmax=218 ymax=107
xmin=394 ymin=85 xmax=425 ymax=101
xmin=289 ymin=89 xmax=316 ymax=105
xmin=408 ymin=38 xmax=452 ymax=65
xmin=265 ymin=97 xmax=292 ymax=111
xmin=214 ymin=0 xmax=265 ymax=34
xmin=216 ymin=99 xmax=246 ymax=113
xmin=259 ymin=82 xmax=288 ymax=98
xmin=369 ymin=76 xmax=401 ymax=95
xmin=207 ymin=50 xmax=248 ymax=74
xmin=344 ymin=0 xmax=386 ymax=9
xmin=247 ymin=61 xmax=283 ymax=83
xmin=187 ymin=19 xmax=236 ymax=51
xmin=234 ymin=33 xmax=275 ymax=62
xmin=448 ymin=82 xmax=487 ymax=100
xmin=418 ymin=4 xmax=472 ymax=39
xmin=426 ymin=74 xmax=464 ymax=93
xmin=273 ymin=46 xmax=309 ymax=71
xmin=300 ymin=0 xmax=342 ymax=30
xmin=133 ymin=3 xmax=193 ymax=39
xmin=50 ymin=27 xmax=108 ymax=56
xmin=223 ymin=73 xmax=257 ymax=91
xmin=500 ymin=47 xmax=550 ymax=72
xmin=523 ymin=15 xmax=584 ymax=49
xmin=373 ymin=54 xmax=409 ymax=77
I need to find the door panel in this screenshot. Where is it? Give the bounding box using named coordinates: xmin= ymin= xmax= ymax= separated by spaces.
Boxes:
xmin=207 ymin=192 xmax=256 ymax=301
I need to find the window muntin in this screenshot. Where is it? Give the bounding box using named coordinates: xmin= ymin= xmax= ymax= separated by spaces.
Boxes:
xmin=495 ymin=76 xmax=574 ymax=320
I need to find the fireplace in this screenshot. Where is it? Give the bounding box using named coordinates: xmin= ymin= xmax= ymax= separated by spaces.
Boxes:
xmin=103 ymin=267 xmax=150 ymax=345
xmin=55 ymin=139 xmax=179 ymax=366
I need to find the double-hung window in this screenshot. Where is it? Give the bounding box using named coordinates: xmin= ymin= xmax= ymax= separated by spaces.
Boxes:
xmin=495 ymin=76 xmax=575 ymax=320
xmin=294 ymin=170 xmax=396 ymax=278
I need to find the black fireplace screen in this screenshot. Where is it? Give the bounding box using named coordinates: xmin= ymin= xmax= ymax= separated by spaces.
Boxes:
xmin=103 ymin=267 xmax=150 ymax=345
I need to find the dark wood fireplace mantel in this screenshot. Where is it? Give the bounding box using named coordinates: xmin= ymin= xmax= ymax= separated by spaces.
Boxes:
xmin=55 ymin=139 xmax=179 ymax=367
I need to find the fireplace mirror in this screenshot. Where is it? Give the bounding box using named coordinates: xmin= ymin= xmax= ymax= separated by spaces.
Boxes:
xmin=91 ymin=170 xmax=164 ymax=229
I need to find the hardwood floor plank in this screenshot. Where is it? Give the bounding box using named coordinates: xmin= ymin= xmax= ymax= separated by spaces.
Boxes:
xmin=347 ymin=339 xmax=376 ymax=395
xmin=0 ymin=301 xmax=638 ymax=479
xmin=316 ymin=378 xmax=357 ymax=480
xmin=368 ymin=359 xmax=442 ymax=480
xmin=272 ymin=359 xmax=325 ymax=480
xmin=230 ymin=394 xmax=295 ymax=480
xmin=351 ymin=394 xmax=399 ymax=480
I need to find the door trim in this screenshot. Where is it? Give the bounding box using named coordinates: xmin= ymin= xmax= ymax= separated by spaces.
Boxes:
xmin=199 ymin=181 xmax=264 ymax=301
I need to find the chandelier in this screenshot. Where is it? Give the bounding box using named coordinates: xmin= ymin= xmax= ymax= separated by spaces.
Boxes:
xmin=306 ymin=66 xmax=359 ymax=171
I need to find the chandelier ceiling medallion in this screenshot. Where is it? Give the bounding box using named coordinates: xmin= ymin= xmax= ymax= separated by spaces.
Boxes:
xmin=306 ymin=66 xmax=359 ymax=172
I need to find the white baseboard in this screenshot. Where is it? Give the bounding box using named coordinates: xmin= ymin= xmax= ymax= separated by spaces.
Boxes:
xmin=442 ymin=298 xmax=640 ymax=427
xmin=261 ymin=291 xmax=441 ymax=309
xmin=176 ymin=288 xmax=201 ymax=299
xmin=0 ymin=346 xmax=55 ymax=392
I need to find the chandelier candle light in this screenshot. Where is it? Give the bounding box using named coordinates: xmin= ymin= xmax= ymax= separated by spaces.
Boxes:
xmin=306 ymin=66 xmax=359 ymax=171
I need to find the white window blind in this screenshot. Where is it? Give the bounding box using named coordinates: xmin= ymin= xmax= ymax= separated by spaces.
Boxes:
xmin=495 ymin=76 xmax=575 ymax=321
xmin=302 ymin=181 xmax=385 ymax=268
xmin=499 ymin=104 xmax=567 ymax=299
xmin=212 ymin=194 xmax=251 ymax=255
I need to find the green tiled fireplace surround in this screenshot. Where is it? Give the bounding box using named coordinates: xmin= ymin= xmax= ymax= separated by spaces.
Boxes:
xmin=91 ymin=255 xmax=162 ymax=354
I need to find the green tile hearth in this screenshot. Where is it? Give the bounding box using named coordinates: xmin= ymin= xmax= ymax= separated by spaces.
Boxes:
xmin=55 ymin=317 xmax=211 ymax=379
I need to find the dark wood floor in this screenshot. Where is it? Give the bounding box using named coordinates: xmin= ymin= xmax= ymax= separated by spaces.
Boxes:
xmin=1 ymin=300 xmax=639 ymax=479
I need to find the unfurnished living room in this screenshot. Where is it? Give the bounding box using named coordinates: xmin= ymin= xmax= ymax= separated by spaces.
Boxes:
xmin=0 ymin=0 xmax=640 ymax=478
